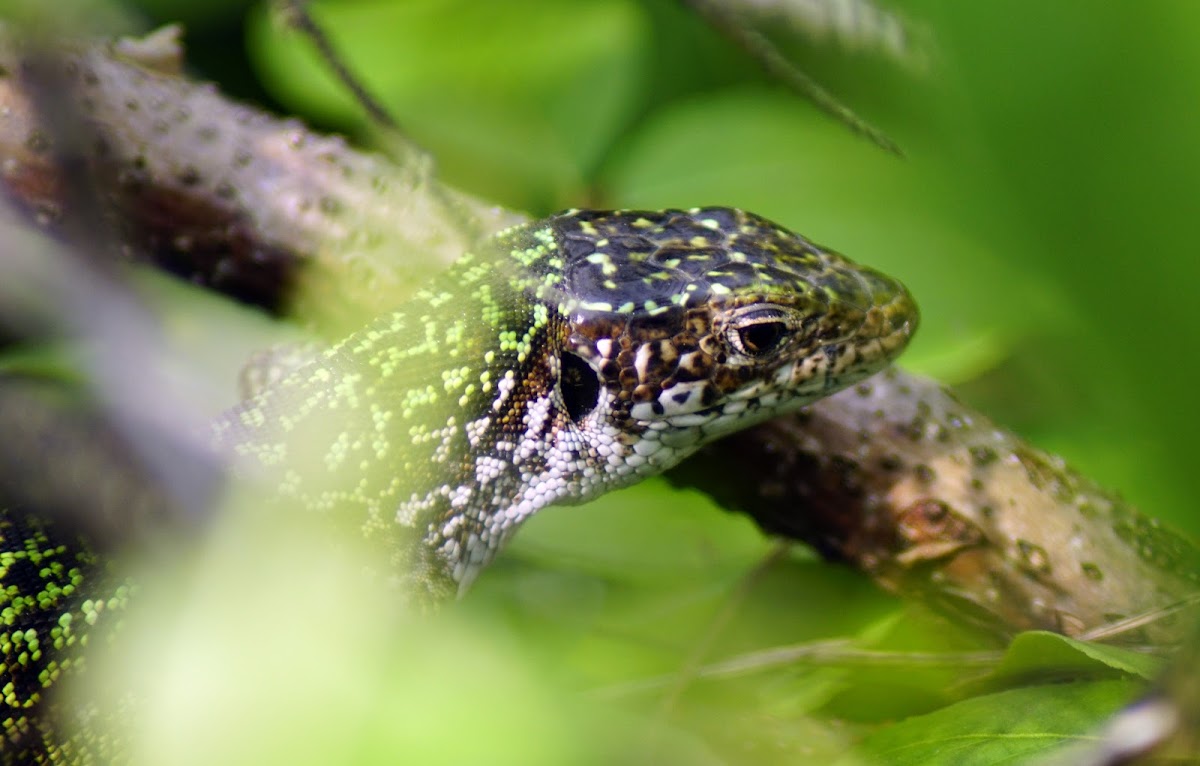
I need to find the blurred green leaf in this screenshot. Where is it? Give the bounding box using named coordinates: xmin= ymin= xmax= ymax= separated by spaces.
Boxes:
xmin=851 ymin=679 xmax=1141 ymax=766
xmin=481 ymin=479 xmax=903 ymax=685
xmin=503 ymin=479 xmax=770 ymax=585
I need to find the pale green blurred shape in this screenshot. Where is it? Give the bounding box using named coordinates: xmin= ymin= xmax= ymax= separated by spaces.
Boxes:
xmin=81 ymin=492 xmax=591 ymax=766
xmin=972 ymin=631 xmax=1164 ymax=693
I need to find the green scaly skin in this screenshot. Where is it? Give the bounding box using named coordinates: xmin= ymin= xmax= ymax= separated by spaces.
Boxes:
xmin=1 ymin=207 xmax=917 ymax=763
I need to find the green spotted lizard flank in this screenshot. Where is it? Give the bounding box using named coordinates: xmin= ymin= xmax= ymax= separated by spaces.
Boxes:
xmin=1 ymin=207 xmax=917 ymax=762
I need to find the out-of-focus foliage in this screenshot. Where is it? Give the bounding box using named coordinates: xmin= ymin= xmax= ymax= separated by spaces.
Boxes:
xmin=250 ymin=0 xmax=650 ymax=210
xmin=13 ymin=0 xmax=1200 ymax=763
xmin=853 ymin=680 xmax=1140 ymax=765
xmin=972 ymin=631 xmax=1165 ymax=691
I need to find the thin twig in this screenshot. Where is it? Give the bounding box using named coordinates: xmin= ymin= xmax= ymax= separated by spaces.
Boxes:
xmin=1081 ymin=594 xmax=1200 ymax=643
xmin=274 ymin=0 xmax=402 ymax=134
xmin=594 ymin=642 xmax=1002 ymax=700
xmin=683 ymin=0 xmax=904 ymax=156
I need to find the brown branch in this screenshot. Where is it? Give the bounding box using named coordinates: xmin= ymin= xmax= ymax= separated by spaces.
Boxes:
xmin=668 ymin=368 xmax=1200 ymax=644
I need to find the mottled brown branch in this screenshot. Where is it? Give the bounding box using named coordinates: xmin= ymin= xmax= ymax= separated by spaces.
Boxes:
xmin=668 ymin=369 xmax=1200 ymax=644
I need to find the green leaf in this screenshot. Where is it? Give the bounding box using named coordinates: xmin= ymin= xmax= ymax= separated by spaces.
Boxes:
xmin=972 ymin=631 xmax=1165 ymax=691
xmin=851 ymin=679 xmax=1142 ymax=766
xmin=475 ymin=478 xmax=905 ymax=694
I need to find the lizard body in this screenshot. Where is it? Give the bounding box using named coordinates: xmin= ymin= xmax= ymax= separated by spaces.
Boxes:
xmin=1 ymin=207 xmax=916 ymax=762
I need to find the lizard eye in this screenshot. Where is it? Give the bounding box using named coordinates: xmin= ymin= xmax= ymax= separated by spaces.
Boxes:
xmin=728 ymin=307 xmax=790 ymax=357
xmin=560 ymin=352 xmax=600 ymax=421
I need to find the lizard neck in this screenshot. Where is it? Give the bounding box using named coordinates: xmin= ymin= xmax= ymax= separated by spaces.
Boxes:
xmin=212 ymin=249 xmax=622 ymax=597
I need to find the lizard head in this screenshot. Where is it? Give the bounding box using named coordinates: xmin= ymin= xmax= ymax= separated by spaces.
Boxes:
xmin=511 ymin=207 xmax=918 ymax=480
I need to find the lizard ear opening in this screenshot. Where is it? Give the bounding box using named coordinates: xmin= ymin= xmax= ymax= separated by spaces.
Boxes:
xmin=560 ymin=352 xmax=600 ymax=422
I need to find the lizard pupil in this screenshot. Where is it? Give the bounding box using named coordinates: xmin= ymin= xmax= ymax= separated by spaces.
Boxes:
xmin=737 ymin=321 xmax=787 ymax=356
xmin=560 ymin=351 xmax=600 ymax=422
